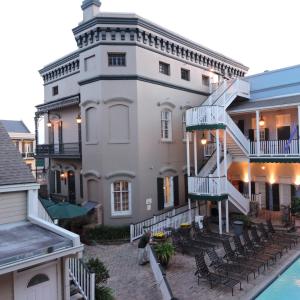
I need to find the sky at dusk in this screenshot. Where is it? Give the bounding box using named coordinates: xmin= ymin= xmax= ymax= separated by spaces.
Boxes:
xmin=1 ymin=0 xmax=300 ymax=132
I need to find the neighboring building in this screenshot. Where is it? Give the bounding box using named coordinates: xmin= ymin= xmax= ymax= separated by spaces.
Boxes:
xmin=0 ymin=120 xmax=36 ymax=174
xmin=35 ymin=0 xmax=248 ymax=225
xmin=0 ymin=122 xmax=84 ymax=300
xmin=186 ymin=65 xmax=300 ymax=232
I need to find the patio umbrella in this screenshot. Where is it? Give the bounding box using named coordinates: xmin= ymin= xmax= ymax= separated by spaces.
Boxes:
xmin=47 ymin=202 xmax=89 ymax=220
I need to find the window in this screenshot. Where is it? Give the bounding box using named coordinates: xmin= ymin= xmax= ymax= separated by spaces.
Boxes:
xmin=84 ymin=55 xmax=96 ymax=72
xmin=161 ymin=110 xmax=172 ymax=141
xmin=121 ymin=34 xmax=125 ymax=40
xmin=202 ymin=75 xmax=210 ymax=86
xmin=52 ymin=86 xmax=59 ymax=96
xmin=108 ymin=53 xmax=126 ymax=66
xmin=130 ymin=34 xmax=135 ymax=41
xmin=181 ymin=68 xmax=190 ymax=81
xmin=159 ymin=62 xmax=170 ymax=75
xmin=27 ymin=274 xmax=49 ymax=288
xmin=101 ymin=33 xmax=106 ymax=40
xmin=157 ymin=176 xmax=179 ymax=210
xmin=163 ymin=177 xmax=174 ymax=208
xmin=111 ymin=34 xmax=116 ymax=40
xmin=111 ymin=181 xmax=131 ymax=216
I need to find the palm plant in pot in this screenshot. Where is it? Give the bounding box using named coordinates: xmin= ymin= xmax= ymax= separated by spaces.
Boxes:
xmin=154 ymin=241 xmax=175 ymax=268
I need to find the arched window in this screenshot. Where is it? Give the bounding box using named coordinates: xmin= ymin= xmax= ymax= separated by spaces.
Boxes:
xmin=111 ymin=180 xmax=131 ymax=216
xmin=27 ymin=274 xmax=49 ymax=288
xmin=161 ymin=110 xmax=172 ymax=141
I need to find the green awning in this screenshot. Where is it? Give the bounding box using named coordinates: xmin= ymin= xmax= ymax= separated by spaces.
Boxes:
xmin=189 ymin=194 xmax=228 ymax=201
xmin=47 ymin=202 xmax=89 ymax=220
xmin=250 ymin=157 xmax=300 ymax=163
xmin=40 ymin=197 xmax=55 ymax=208
xmin=186 ymin=124 xmax=226 ymax=131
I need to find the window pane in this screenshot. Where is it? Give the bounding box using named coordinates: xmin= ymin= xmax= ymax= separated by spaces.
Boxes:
xmin=122 ymin=191 xmax=129 ymax=210
xmin=122 ymin=181 xmax=129 ymax=191
xmin=114 ymin=181 xmax=121 ymax=191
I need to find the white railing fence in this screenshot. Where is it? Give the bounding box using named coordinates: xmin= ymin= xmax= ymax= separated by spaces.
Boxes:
xmin=144 ymin=207 xmax=197 ymax=235
xmin=130 ymin=203 xmax=193 ymax=242
xmin=69 ymin=258 xmax=95 ymax=300
xmin=149 ymin=246 xmax=175 ymax=300
xmin=227 ymin=181 xmax=249 ymax=215
xmin=37 ymin=198 xmax=54 ymax=223
xmin=188 ymin=176 xmax=226 ymax=196
xmin=250 ymin=139 xmax=299 ymax=156
xmin=186 ymin=105 xmax=225 ymax=127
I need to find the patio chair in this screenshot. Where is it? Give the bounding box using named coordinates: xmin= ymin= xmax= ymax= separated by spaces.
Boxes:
xmin=242 ymin=230 xmax=278 ymax=263
xmin=192 ymin=221 xmax=222 ymax=245
xmin=250 ymin=227 xmax=285 ymax=256
xmin=206 ymin=248 xmax=254 ymax=283
xmin=194 ymin=253 xmax=242 ymax=296
xmin=202 ymin=217 xmax=231 ymax=241
xmin=222 ymin=239 xmax=263 ymax=274
xmin=266 ymin=219 xmax=299 ymax=242
xmin=232 ymin=235 xmax=269 ymax=269
xmin=257 ymin=223 xmax=295 ymax=249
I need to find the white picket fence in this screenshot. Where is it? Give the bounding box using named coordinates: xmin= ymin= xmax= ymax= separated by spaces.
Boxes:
xmin=130 ymin=204 xmax=195 ymax=242
xmin=69 ymin=258 xmax=95 ymax=300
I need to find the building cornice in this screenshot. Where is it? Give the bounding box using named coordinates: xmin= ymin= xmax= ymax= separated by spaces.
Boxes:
xmin=73 ymin=16 xmax=248 ymax=74
xmin=78 ymin=74 xmax=210 ymax=96
xmin=36 ymin=94 xmax=80 ymax=115
xmin=0 ymin=183 xmax=39 ymax=193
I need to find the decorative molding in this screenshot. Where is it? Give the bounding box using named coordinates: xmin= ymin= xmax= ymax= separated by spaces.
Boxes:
xmin=72 ymin=17 xmax=248 ymax=74
xmin=36 ymin=94 xmax=80 ymax=115
xmin=83 ymin=170 xmax=101 ymax=178
xmin=159 ymin=166 xmax=177 ymax=176
xmin=105 ymin=171 xmax=136 ymax=180
xmin=103 ymin=97 xmax=134 ymax=105
xmin=157 ymin=101 xmax=176 ymax=109
xmin=79 ymin=75 xmax=210 ymax=96
xmin=81 ymin=99 xmax=100 ymax=107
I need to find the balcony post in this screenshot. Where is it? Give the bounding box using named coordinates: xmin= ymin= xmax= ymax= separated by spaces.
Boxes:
xmin=193 ymin=131 xmax=197 ymax=176
xmin=248 ymin=160 xmax=251 ymax=200
xmin=216 ymin=129 xmax=220 ymax=194
xmin=298 ymin=105 xmax=300 ymax=154
xmin=256 ymin=110 xmax=260 ymax=156
xmin=186 ymin=132 xmax=190 ymax=176
xmin=225 ymin=199 xmax=229 ymax=233
xmin=218 ymin=200 xmax=223 ymax=234
xmin=224 ymin=129 xmax=227 ymax=185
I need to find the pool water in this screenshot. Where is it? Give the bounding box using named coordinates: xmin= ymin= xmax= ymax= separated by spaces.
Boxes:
xmin=256 ymin=257 xmax=300 ymax=300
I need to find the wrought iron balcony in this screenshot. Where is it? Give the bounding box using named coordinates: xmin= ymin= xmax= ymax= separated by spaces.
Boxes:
xmin=36 ymin=143 xmax=81 ymax=158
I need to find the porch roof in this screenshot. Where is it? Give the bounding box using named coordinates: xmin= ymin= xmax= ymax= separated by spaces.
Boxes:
xmin=228 ymin=94 xmax=300 ymax=113
xmin=0 ymin=222 xmax=72 ymax=267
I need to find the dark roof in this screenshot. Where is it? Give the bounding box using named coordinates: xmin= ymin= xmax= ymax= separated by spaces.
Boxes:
xmin=0 ymin=120 xmax=30 ymax=133
xmin=228 ymin=94 xmax=300 ymax=113
xmin=0 ymin=122 xmax=35 ymax=186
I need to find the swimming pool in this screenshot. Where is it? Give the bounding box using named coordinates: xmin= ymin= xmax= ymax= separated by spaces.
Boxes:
xmin=255 ymin=257 xmax=300 ymax=300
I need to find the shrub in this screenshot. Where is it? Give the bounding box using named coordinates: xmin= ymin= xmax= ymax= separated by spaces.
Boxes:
xmin=86 ymin=258 xmax=114 ymax=300
xmin=86 ymin=225 xmax=130 ymax=242
xmin=86 ymin=258 xmax=109 ymax=285
xmin=154 ymin=242 xmax=175 ymax=267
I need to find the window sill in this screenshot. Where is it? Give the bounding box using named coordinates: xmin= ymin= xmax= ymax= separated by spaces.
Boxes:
xmin=109 ymin=139 xmax=130 ymax=144
xmin=111 ymin=212 xmax=132 ymax=219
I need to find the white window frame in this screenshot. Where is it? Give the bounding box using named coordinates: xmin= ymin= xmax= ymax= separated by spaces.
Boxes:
xmin=163 ymin=176 xmax=174 ymax=208
xmin=108 ymin=53 xmax=126 ymax=67
xmin=111 ymin=181 xmax=132 ymax=216
xmin=161 ymin=110 xmax=172 ymax=142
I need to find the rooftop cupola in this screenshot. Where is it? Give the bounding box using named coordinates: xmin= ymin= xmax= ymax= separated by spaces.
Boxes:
xmin=81 ymin=0 xmax=101 ymax=21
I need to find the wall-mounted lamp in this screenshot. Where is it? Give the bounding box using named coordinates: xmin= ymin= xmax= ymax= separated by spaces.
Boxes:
xmin=76 ymin=114 xmax=82 ymax=124
xmin=47 ymin=118 xmax=52 ymax=128
xmin=261 ymin=166 xmax=265 ymax=170
xmin=60 ymin=172 xmax=67 ymax=184
xmin=259 ymin=115 xmax=265 ymax=127
xmin=200 ymin=133 xmax=207 ymax=145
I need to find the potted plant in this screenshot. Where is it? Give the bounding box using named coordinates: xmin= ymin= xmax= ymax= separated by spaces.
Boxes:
xmin=152 ymin=231 xmax=166 ymax=242
xmin=180 ymin=222 xmax=191 ymax=229
xmin=154 ymin=241 xmax=175 ymax=268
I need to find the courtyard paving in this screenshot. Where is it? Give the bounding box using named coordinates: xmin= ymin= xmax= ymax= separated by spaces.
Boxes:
xmin=85 ymin=236 xmax=300 ymax=300
xmin=84 ymin=243 xmax=162 ymax=300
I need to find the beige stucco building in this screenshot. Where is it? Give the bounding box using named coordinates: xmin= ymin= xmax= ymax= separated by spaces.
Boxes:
xmin=35 ymin=0 xmax=248 ymax=225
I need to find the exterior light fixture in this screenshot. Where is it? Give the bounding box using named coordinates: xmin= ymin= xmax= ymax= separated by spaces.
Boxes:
xmin=259 ymin=116 xmax=265 ymax=127
xmin=76 ymin=114 xmax=82 ymax=124
xmin=60 ymin=172 xmax=67 ymax=184
xmin=200 ymin=133 xmax=207 ymax=145
xmin=47 ymin=119 xmax=52 ymax=128
xmin=261 ymin=166 xmax=265 ymax=170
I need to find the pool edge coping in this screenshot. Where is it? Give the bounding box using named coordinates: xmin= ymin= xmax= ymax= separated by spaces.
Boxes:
xmin=247 ymin=251 xmax=300 ymax=300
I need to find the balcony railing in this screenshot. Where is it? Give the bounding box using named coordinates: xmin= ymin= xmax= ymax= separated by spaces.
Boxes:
xmin=188 ymin=176 xmax=227 ymax=196
xmin=36 ymin=143 xmax=81 ymax=158
xmin=22 ymin=152 xmax=35 ymax=159
xmin=250 ymin=139 xmax=299 ymax=156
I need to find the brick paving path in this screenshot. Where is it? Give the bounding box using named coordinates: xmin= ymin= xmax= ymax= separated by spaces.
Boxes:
xmin=84 ymin=243 xmax=162 ymax=300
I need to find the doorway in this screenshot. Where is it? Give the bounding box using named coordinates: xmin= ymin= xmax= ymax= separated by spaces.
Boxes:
xmin=68 ymin=170 xmax=76 ymax=203
xmin=277 ymin=126 xmax=290 ymax=153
